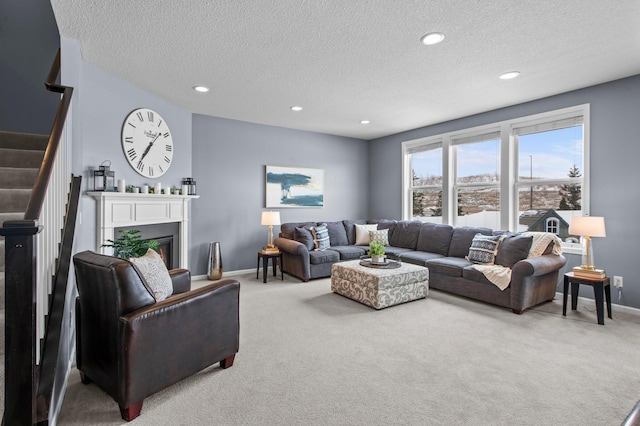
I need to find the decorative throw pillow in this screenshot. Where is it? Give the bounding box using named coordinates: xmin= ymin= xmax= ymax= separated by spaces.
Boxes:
xmin=354 ymin=223 xmax=378 ymax=245
xmin=466 ymin=234 xmax=504 ymax=265
xmin=369 ymin=229 xmax=389 ymax=246
xmin=310 ymin=224 xmax=330 ymax=251
xmin=495 ymin=234 xmax=533 ymax=268
xmin=294 ymin=226 xmax=315 ymax=251
xmin=129 ymin=249 xmax=173 ymax=301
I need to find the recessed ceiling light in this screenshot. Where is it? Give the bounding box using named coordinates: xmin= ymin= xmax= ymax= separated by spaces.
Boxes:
xmin=193 ymin=86 xmax=210 ymax=93
xmin=420 ymin=32 xmax=445 ymax=45
xmin=290 ymin=106 xmax=303 ymax=111
xmin=499 ymin=71 xmax=520 ymax=80
xmin=360 ymin=120 xmax=370 ymax=124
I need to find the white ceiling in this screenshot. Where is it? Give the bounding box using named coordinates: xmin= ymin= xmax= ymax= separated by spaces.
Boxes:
xmin=50 ymin=0 xmax=640 ymax=140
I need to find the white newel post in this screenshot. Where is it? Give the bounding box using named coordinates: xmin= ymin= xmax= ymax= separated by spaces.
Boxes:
xmin=88 ymin=192 xmax=199 ymax=268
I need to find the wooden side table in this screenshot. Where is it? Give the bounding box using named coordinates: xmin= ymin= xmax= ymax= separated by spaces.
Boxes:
xmin=563 ymin=272 xmax=612 ymax=325
xmin=257 ymin=250 xmax=283 ymax=283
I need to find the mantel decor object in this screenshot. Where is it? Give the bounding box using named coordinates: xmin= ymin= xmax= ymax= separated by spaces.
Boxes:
xmin=207 ymin=242 xmax=223 ymax=280
xmin=93 ymin=160 xmax=115 ymax=192
xmin=182 ymin=178 xmax=197 ymax=195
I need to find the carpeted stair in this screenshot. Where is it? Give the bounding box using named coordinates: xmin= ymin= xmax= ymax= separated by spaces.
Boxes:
xmin=0 ymin=130 xmax=48 ymax=312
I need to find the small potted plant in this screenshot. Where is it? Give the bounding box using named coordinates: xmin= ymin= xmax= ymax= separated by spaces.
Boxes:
xmin=368 ymin=241 xmax=386 ymax=264
xmin=102 ymin=229 xmax=159 ymax=259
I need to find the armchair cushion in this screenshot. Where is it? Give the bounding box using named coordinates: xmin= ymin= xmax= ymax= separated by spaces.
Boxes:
xmin=129 ymin=249 xmax=172 ymax=301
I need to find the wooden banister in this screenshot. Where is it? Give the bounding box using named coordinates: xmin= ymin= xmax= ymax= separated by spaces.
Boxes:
xmin=24 ymin=49 xmax=74 ymax=220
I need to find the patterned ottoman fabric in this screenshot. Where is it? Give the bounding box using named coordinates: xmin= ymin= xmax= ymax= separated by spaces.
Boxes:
xmin=331 ymin=260 xmax=429 ymax=309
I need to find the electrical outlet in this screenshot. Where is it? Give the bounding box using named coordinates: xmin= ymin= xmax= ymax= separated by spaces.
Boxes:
xmin=613 ymin=276 xmax=623 ymax=288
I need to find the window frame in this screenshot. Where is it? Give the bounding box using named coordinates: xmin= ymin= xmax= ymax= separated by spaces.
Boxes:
xmin=402 ymin=104 xmax=590 ymax=253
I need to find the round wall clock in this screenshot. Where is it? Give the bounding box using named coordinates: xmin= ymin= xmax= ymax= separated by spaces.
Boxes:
xmin=121 ymin=108 xmax=173 ymax=178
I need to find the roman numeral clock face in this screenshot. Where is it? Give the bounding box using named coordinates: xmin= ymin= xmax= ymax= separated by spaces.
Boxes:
xmin=121 ymin=108 xmax=173 ymax=178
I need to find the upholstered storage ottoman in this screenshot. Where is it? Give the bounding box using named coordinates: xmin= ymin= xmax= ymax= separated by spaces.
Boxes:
xmin=331 ymin=260 xmax=429 ymax=309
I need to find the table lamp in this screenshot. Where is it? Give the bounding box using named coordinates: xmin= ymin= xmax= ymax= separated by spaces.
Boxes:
xmin=568 ymin=216 xmax=606 ymax=272
xmin=261 ymin=211 xmax=281 ymax=251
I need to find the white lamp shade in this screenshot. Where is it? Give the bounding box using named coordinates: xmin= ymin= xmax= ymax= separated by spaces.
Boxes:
xmin=261 ymin=211 xmax=281 ymax=226
xmin=568 ymin=216 xmax=606 ymax=237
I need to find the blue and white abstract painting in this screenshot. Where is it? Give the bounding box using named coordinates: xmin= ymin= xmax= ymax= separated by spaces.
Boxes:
xmin=266 ymin=165 xmax=324 ymax=208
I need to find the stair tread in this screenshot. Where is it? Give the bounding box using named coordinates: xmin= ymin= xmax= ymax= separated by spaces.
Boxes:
xmin=0 ymin=148 xmax=45 ymax=168
xmin=0 ymin=131 xmax=48 ymax=151
xmin=0 ymin=189 xmax=32 ymax=213
xmin=0 ymin=167 xmax=39 ymax=189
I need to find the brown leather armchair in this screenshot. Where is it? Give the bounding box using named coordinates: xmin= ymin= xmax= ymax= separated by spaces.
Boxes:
xmin=73 ymin=250 xmax=240 ymax=421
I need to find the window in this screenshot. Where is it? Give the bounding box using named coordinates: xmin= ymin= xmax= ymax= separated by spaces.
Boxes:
xmin=408 ymin=144 xmax=443 ymax=223
xmin=403 ymin=105 xmax=589 ymax=251
xmin=454 ymin=132 xmax=501 ymax=229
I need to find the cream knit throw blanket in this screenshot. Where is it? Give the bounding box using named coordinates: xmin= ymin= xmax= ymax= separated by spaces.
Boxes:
xmin=470 ymin=232 xmax=563 ymax=290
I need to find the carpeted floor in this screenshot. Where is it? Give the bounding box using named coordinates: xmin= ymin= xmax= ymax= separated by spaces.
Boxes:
xmin=56 ymin=273 xmax=640 ymax=425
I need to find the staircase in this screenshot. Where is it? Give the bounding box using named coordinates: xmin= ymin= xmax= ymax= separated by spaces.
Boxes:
xmin=0 ymin=131 xmax=49 ymax=313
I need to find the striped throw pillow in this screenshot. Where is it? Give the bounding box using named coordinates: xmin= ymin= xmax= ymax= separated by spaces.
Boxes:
xmin=310 ymin=224 xmax=330 ymax=251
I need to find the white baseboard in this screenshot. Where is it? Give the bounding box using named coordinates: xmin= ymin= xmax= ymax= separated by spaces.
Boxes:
xmin=555 ymin=291 xmax=640 ymax=317
xmin=192 ymin=268 xmax=255 ymax=282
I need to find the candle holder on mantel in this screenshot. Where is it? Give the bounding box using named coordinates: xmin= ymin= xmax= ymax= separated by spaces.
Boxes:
xmin=182 ymin=178 xmax=197 ymax=195
xmin=93 ymin=160 xmax=115 ymax=191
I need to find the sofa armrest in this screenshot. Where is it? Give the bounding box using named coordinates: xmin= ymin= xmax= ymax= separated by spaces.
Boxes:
xmin=169 ymin=268 xmax=191 ymax=294
xmin=118 ymin=279 xmax=240 ymax=405
xmin=274 ymin=237 xmax=308 ymax=256
xmin=512 ymin=254 xmax=567 ymax=277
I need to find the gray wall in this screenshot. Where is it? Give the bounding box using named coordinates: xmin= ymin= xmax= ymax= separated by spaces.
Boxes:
xmin=190 ymin=114 xmax=369 ymax=275
xmin=369 ymin=75 xmax=640 ymax=309
xmin=61 ymin=37 xmax=193 ymax=255
xmin=0 ymin=0 xmax=60 ymax=134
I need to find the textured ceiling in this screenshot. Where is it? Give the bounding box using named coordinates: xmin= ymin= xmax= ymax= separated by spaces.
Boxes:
xmin=51 ymin=0 xmax=640 ymax=140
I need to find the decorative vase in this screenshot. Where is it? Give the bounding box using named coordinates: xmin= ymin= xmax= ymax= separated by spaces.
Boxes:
xmin=371 ymin=254 xmax=386 ymax=264
xmin=207 ymin=242 xmax=223 ymax=280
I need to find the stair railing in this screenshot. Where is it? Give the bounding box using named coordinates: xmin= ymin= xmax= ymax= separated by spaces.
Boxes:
xmin=0 ymin=49 xmax=75 ymax=426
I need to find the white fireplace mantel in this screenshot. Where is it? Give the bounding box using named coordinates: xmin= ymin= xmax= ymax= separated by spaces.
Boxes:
xmin=88 ymin=192 xmax=199 ymax=268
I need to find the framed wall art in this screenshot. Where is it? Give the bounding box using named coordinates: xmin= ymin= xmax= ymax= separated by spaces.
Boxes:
xmin=266 ymin=165 xmax=324 ymax=208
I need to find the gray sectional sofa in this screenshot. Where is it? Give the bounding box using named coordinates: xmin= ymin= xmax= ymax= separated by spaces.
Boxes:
xmin=274 ymin=219 xmax=567 ymax=314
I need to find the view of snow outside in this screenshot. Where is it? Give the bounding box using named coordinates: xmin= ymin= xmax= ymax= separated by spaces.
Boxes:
xmin=412 ymin=126 xmax=583 ymax=237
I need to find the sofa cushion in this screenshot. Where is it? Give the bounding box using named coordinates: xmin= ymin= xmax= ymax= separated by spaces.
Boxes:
xmin=343 ymin=220 xmax=367 ymax=245
xmin=448 ymin=226 xmax=493 ymax=258
xmin=398 ymin=251 xmax=445 ymax=266
xmin=382 ymin=246 xmax=415 ymax=260
xmin=129 ymin=249 xmax=172 ymax=301
xmin=466 ymin=234 xmax=504 ymax=265
xmin=309 ymin=249 xmax=340 ymax=265
xmin=462 ymin=266 xmax=500 ymax=287
xmin=369 ymin=229 xmax=389 ymax=245
xmin=425 ymin=257 xmax=472 ymax=277
xmin=325 ymin=221 xmax=349 ymax=247
xmin=355 ymin=224 xmax=378 ymax=245
xmin=495 ymin=234 xmax=533 ymax=268
xmin=330 ymin=245 xmax=367 ymax=260
xmin=416 ymin=222 xmax=454 ymax=256
xmin=310 ymin=224 xmax=330 ymax=251
xmin=388 ymin=221 xmax=421 ymax=249
xmin=294 ymin=227 xmax=315 ymax=251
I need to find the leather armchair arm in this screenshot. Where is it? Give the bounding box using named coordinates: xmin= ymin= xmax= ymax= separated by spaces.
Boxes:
xmin=118 ymin=279 xmax=240 ymax=406
xmin=169 ymin=268 xmax=191 ymax=294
